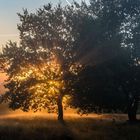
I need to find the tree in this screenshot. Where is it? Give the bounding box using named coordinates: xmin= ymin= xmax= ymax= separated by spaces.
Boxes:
xmin=0 ymin=3 xmax=89 ymax=121
xmin=71 ymin=0 xmax=140 ymax=122
xmin=116 ymin=0 xmax=140 ymax=122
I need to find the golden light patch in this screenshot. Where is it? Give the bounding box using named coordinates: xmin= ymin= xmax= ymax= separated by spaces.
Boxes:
xmin=0 ymin=72 xmax=7 ymax=94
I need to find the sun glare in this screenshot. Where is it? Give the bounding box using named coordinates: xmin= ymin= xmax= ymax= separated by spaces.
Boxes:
xmin=8 ymin=54 xmax=67 ymax=110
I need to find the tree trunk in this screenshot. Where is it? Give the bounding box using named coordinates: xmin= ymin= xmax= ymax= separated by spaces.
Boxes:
xmin=128 ymin=98 xmax=138 ymax=122
xmin=57 ymin=94 xmax=64 ymax=122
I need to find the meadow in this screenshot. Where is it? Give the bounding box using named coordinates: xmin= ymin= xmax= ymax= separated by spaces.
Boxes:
xmin=0 ymin=113 xmax=139 ymax=140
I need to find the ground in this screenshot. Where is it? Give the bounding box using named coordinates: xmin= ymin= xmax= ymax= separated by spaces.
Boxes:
xmin=0 ymin=112 xmax=139 ymax=140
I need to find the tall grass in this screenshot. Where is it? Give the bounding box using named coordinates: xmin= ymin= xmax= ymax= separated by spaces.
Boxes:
xmin=0 ymin=114 xmax=139 ymax=140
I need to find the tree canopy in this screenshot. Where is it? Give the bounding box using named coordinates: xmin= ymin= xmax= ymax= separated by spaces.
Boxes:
xmin=0 ymin=3 xmax=88 ymax=121
xmin=71 ymin=0 xmax=140 ymax=121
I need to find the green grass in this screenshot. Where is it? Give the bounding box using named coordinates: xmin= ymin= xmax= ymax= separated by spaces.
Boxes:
xmin=0 ymin=114 xmax=139 ymax=140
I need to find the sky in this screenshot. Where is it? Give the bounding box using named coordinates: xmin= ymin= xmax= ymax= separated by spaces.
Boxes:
xmin=0 ymin=0 xmax=84 ymax=49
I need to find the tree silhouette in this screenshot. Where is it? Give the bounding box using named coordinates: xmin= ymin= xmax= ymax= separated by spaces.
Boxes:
xmin=0 ymin=3 xmax=88 ymax=121
xmin=71 ymin=0 xmax=140 ymax=122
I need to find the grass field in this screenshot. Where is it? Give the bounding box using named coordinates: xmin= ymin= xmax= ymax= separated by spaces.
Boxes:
xmin=0 ymin=113 xmax=139 ymax=140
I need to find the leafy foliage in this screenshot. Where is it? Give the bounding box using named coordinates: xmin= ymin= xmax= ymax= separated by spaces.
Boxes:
xmin=71 ymin=0 xmax=140 ymax=117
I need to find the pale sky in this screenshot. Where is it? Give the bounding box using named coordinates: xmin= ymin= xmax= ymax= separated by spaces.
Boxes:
xmin=0 ymin=0 xmax=84 ymax=49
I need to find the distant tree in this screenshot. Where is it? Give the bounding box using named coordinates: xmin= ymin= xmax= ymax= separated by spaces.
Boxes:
xmin=71 ymin=0 xmax=140 ymax=122
xmin=108 ymin=0 xmax=140 ymax=122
